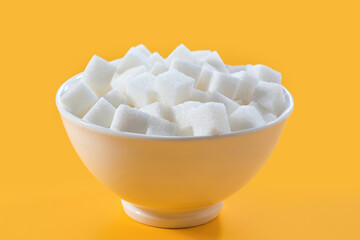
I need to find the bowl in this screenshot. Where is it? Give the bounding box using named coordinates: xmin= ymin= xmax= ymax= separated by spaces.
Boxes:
xmin=56 ymin=72 xmax=294 ymax=228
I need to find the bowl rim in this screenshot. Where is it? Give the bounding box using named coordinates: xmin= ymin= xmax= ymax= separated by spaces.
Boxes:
xmin=56 ymin=70 xmax=294 ymax=141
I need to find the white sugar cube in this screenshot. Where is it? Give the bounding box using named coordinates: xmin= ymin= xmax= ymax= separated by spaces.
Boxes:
xmin=103 ymin=89 xmax=126 ymax=108
xmin=249 ymin=102 xmax=277 ymax=123
xmin=60 ymin=81 xmax=98 ymax=117
xmin=248 ymin=101 xmax=260 ymax=109
xmin=247 ymin=64 xmax=282 ymax=83
xmin=210 ymin=91 xmax=240 ymax=114
xmin=166 ymin=44 xmax=197 ymax=66
xmin=170 ymin=58 xmax=202 ymax=85
xmin=82 ymin=55 xmax=116 ymax=97
xmin=170 ymin=101 xmax=202 ymax=129
xmin=149 ymin=52 xmax=165 ymax=64
xmin=200 ymin=51 xmax=227 ymax=73
xmin=134 ymin=44 xmax=152 ymax=57
xmin=202 ymin=62 xmax=218 ymax=71
xmin=147 ymin=117 xmax=176 ymax=136
xmin=82 ymin=98 xmax=115 ymax=127
xmin=196 ymin=64 xmax=215 ymax=91
xmin=131 ymin=71 xmax=156 ymax=87
xmin=232 ymin=71 xmax=259 ymax=104
xmin=190 ymin=88 xmax=210 ymax=103
xmin=192 ymin=50 xmax=212 ymax=59
xmin=112 ymin=72 xmax=119 ymax=80
xmin=176 ymin=127 xmax=194 ymax=136
xmin=226 ymin=65 xmax=247 ymax=73
xmin=170 ymin=101 xmax=202 ymax=136
xmin=208 ymin=71 xmax=240 ymax=99
xmin=116 ymin=49 xmax=151 ymax=74
xmin=149 ymin=61 xmax=168 ymax=76
xmin=126 ymin=72 xmax=156 ymax=107
xmin=110 ymin=105 xmax=149 ymax=134
xmin=252 ymin=81 xmax=286 ymax=116
xmin=235 ymin=99 xmax=243 ymax=105
xmin=140 ymin=102 xmax=170 ymax=120
xmin=111 ymin=58 xmax=123 ymax=68
xmin=229 ymin=105 xmax=266 ymax=131
xmin=154 ymin=70 xmax=195 ymax=106
xmin=192 ymin=102 xmax=231 ymax=136
xmin=263 ymin=112 xmax=277 ymax=123
xmin=111 ymin=65 xmax=147 ymax=96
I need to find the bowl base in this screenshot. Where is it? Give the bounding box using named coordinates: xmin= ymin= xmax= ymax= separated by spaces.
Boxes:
xmin=121 ymin=200 xmax=223 ymax=228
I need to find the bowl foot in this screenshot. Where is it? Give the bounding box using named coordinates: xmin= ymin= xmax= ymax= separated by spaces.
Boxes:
xmin=121 ymin=200 xmax=223 ymax=228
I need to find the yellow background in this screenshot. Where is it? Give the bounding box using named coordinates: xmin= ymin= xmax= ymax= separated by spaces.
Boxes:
xmin=1 ymin=0 xmax=359 ymax=239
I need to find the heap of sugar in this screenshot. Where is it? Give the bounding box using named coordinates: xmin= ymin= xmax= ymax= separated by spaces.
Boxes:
xmin=60 ymin=44 xmax=288 ymax=137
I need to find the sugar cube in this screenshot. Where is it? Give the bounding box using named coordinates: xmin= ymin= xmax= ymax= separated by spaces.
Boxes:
xmin=147 ymin=116 xmax=176 ymax=136
xmin=248 ymin=102 xmax=277 ymax=123
xmin=176 ymin=126 xmax=194 ymax=136
xmin=139 ymin=102 xmax=170 ymax=120
xmin=103 ymin=89 xmax=126 ymax=108
xmin=170 ymin=58 xmax=202 ymax=85
xmin=200 ymin=51 xmax=227 ymax=73
xmin=202 ymin=62 xmax=218 ymax=71
xmin=229 ymin=105 xmax=266 ymax=131
xmin=208 ymin=71 xmax=240 ymax=99
xmin=134 ymin=44 xmax=152 ymax=57
xmin=126 ymin=72 xmax=156 ymax=107
xmin=154 ymin=70 xmax=195 ymax=106
xmin=170 ymin=101 xmax=202 ymax=129
xmin=192 ymin=50 xmax=212 ymax=59
xmin=149 ymin=61 xmax=168 ymax=76
xmin=110 ymin=105 xmax=149 ymax=134
xmin=263 ymin=112 xmax=277 ymax=123
xmin=235 ymin=99 xmax=243 ymax=105
xmin=60 ymin=81 xmax=98 ymax=117
xmin=82 ymin=55 xmax=116 ymax=97
xmin=247 ymin=64 xmax=282 ymax=83
xmin=116 ymin=49 xmax=151 ymax=74
xmin=192 ymin=102 xmax=231 ymax=136
xmin=190 ymin=88 xmax=210 ymax=103
xmin=112 ymin=72 xmax=119 ymax=80
xmin=149 ymin=52 xmax=165 ymax=64
xmin=226 ymin=65 xmax=247 ymax=73
xmin=210 ymin=91 xmax=240 ymax=114
xmin=111 ymin=58 xmax=124 ymax=67
xmin=252 ymin=81 xmax=286 ymax=116
xmin=232 ymin=71 xmax=259 ymax=104
xmin=82 ymin=98 xmax=115 ymax=127
xmin=111 ymin=65 xmax=147 ymax=96
xmin=165 ymin=44 xmax=197 ymax=66
xmin=196 ymin=64 xmax=215 ymax=91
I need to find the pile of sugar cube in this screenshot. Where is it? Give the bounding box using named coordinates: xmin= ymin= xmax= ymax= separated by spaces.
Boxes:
xmin=60 ymin=44 xmax=287 ymax=137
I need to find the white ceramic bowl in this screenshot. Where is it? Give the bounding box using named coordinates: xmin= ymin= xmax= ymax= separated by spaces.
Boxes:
xmin=56 ymin=72 xmax=294 ymax=228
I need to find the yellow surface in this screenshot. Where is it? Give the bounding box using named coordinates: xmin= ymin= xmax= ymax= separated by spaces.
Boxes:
xmin=1 ymin=0 xmax=359 ymax=239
